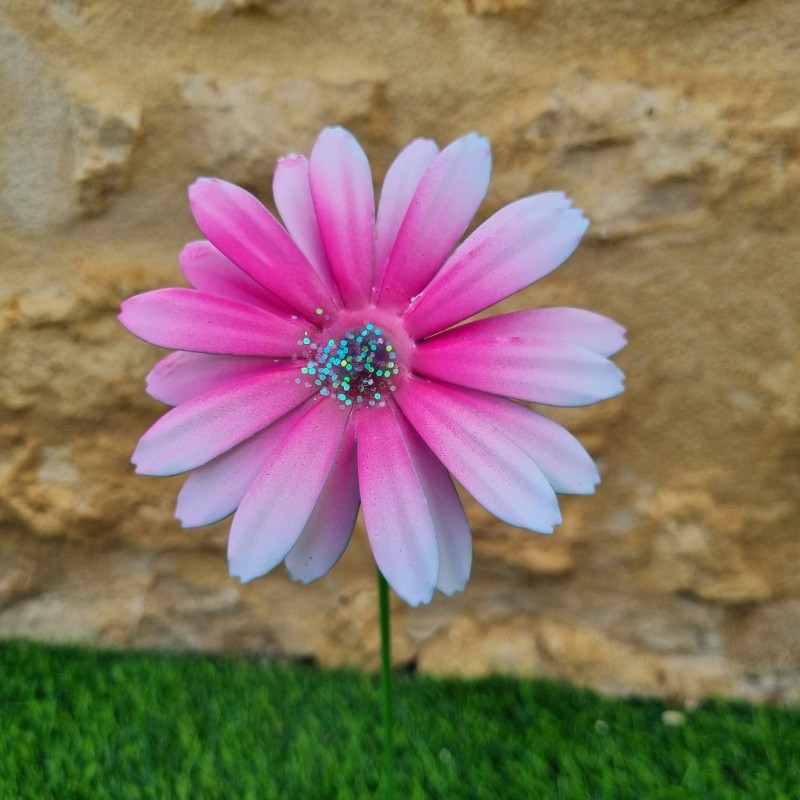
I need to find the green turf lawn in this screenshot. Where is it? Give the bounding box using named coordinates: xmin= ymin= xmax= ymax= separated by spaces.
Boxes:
xmin=1 ymin=640 xmax=798 ymax=799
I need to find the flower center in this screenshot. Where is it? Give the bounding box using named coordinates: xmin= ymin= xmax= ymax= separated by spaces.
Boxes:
xmin=300 ymin=323 xmax=399 ymax=409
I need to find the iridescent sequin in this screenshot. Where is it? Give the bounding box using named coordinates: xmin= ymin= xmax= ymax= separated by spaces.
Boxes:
xmin=299 ymin=324 xmax=399 ymax=409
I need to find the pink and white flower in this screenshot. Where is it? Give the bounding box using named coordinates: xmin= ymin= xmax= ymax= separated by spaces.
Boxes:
xmin=120 ymin=128 xmax=625 ymax=606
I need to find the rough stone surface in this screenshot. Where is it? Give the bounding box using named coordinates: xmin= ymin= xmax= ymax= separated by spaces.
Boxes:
xmin=180 ymin=74 xmax=381 ymax=189
xmin=1 ymin=0 xmax=799 ymax=703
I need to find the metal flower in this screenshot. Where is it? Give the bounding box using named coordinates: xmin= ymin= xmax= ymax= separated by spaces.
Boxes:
xmin=120 ymin=128 xmax=625 ymax=605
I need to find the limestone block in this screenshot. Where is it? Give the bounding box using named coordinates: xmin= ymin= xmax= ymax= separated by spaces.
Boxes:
xmin=471 ymin=498 xmax=587 ymax=576
xmin=0 ymin=0 xmax=798 ymax=704
xmin=451 ymin=0 xmax=540 ymax=19
xmin=315 ymin=587 xmax=416 ymax=670
xmin=759 ymin=353 xmax=800 ymax=433
xmin=725 ymin=600 xmax=800 ymax=672
xmin=0 ymin=30 xmax=74 ymax=228
xmin=46 ymin=0 xmax=103 ymax=31
xmin=0 ymin=552 xmax=40 ymax=611
xmin=419 ymin=616 xmax=544 ymax=677
xmin=136 ymin=551 xmax=248 ymax=652
xmin=513 ymin=80 xmax=745 ymax=239
xmin=71 ymin=87 xmax=141 ymax=217
xmin=419 ymin=614 xmax=665 ymax=697
xmin=608 ymin=599 xmax=724 ymax=657
xmin=190 ymin=0 xmax=303 ymax=18
xmin=0 ymin=539 xmax=154 ymax=647
xmin=0 ymin=31 xmax=139 ymax=224
xmin=180 ymin=74 xmax=381 ymax=190
xmin=633 ymin=486 xmax=781 ymax=604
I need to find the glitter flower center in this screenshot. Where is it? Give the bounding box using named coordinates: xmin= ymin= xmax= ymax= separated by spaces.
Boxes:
xmin=301 ymin=323 xmax=399 ymax=409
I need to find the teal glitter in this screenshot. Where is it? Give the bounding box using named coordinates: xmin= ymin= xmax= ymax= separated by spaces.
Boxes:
xmin=299 ymin=323 xmax=397 ymax=410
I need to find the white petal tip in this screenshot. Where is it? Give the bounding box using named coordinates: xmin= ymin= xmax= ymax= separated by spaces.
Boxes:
xmin=436 ymin=582 xmax=468 ymax=598
xmin=535 ymin=519 xmax=557 ymax=535
xmin=285 ymin=563 xmax=320 ymax=585
xmin=229 ymin=565 xmax=258 ymax=584
xmin=287 ymin=573 xmax=312 ymax=585
xmin=132 ymin=463 xmax=155 ymax=477
xmin=609 ymin=379 xmax=626 ymax=399
xmin=611 ymin=331 xmax=629 ymax=356
xmin=131 ymin=447 xmax=150 ymax=475
xmin=534 ymin=513 xmax=561 ymax=535
xmin=318 ymin=125 xmax=353 ymax=143
xmin=400 ymin=593 xmax=433 ymax=608
xmin=177 ymin=512 xmax=205 ymax=529
xmin=188 ymin=177 xmax=211 ymax=195
xmin=387 ymin=579 xmax=436 ymax=608
xmin=462 ymin=131 xmax=490 ymax=147
xmin=188 ymin=177 xmax=234 ymax=204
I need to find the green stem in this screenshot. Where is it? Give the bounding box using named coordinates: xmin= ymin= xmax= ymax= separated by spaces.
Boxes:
xmin=377 ymin=570 xmax=396 ymax=800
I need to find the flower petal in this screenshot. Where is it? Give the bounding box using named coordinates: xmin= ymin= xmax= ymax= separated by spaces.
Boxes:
xmin=356 ymin=403 xmax=439 ymax=606
xmin=374 ymin=138 xmax=439 ymax=289
xmin=273 ymin=155 xmax=341 ymax=303
xmin=285 ymin=425 xmax=359 ymax=584
xmin=414 ymin=332 xmax=624 ymax=407
xmin=309 ymin=127 xmax=375 ymax=308
xmin=435 ymin=307 xmax=627 ymax=358
xmin=418 ymin=384 xmax=600 ymax=495
xmin=377 ymin=133 xmax=491 ymax=311
xmin=176 ymin=406 xmax=305 ymax=527
xmin=394 ymin=376 xmax=561 ymax=533
xmin=146 ymin=352 xmax=280 ymax=406
xmin=399 ymin=414 xmax=471 ymax=596
xmin=228 ymin=398 xmax=350 ymax=583
xmin=119 ymin=288 xmax=309 ymax=357
xmin=188 ymin=178 xmax=337 ymax=320
xmin=132 ymin=363 xmax=314 ymax=476
xmin=404 ymin=193 xmax=589 ymax=339
xmin=179 ymin=241 xmax=291 ymax=315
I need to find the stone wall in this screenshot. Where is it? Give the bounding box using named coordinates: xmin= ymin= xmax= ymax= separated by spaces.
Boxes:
xmin=1 ymin=0 xmax=798 ymax=702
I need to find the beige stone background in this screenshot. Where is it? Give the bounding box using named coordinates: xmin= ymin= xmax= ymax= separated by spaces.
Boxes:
xmin=1 ymin=0 xmax=798 ymax=704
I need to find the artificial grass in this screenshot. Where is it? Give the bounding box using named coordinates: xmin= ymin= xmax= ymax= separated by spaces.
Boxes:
xmin=1 ymin=640 xmax=798 ymax=799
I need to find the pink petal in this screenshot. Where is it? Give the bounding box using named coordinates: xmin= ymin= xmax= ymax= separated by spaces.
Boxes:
xmin=132 ymin=363 xmax=315 ymax=476
xmin=436 ymin=307 xmax=627 ymax=358
xmin=413 ymin=331 xmax=624 ymax=407
xmin=309 ymin=127 xmax=375 ymax=308
xmin=188 ymin=178 xmax=336 ymax=320
xmin=176 ymin=406 xmax=305 ymax=527
xmin=147 ymin=352 xmax=280 ymax=406
xmin=394 ymin=376 xmax=561 ymax=533
xmin=377 ymin=133 xmax=491 ymax=311
xmin=284 ymin=425 xmax=359 ymax=583
xmin=374 ymin=138 xmax=439 ymax=290
xmin=228 ymin=398 xmax=350 ymax=583
xmin=179 ymin=241 xmax=291 ymax=315
xmin=399 ymin=414 xmax=471 ymax=596
xmin=119 ymin=288 xmax=309 ymax=357
xmin=404 ymin=193 xmax=589 ymax=339
xmin=356 ymin=403 xmax=439 ymax=606
xmin=272 ymin=155 xmax=341 ymax=303
xmin=422 ymin=385 xmax=600 ymax=495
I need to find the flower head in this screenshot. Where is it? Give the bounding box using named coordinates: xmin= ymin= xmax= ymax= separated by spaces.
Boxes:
xmin=120 ymin=127 xmax=625 ymax=606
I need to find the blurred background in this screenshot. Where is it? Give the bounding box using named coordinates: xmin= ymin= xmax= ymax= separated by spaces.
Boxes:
xmin=1 ymin=0 xmax=798 ymax=704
